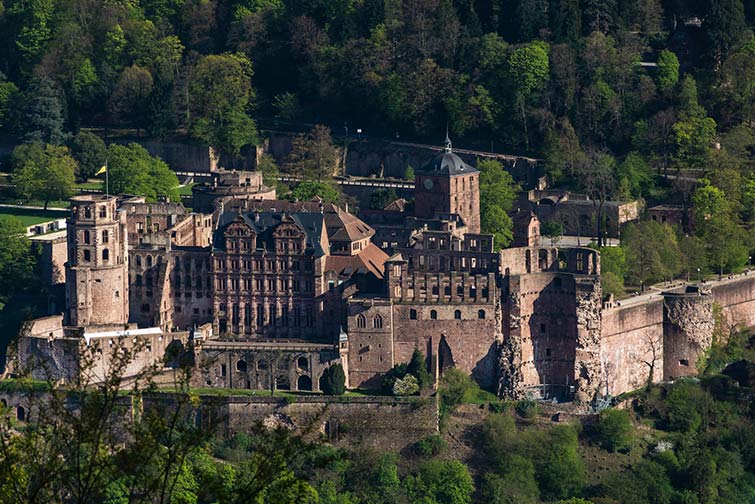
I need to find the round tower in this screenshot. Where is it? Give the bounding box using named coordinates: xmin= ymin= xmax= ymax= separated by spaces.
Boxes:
xmin=65 ymin=195 xmax=129 ymax=327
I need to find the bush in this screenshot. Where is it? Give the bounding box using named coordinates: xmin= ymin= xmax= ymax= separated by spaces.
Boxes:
xmin=382 ymin=363 xmax=409 ymax=394
xmin=407 ymin=349 xmax=431 ymax=390
xmin=321 ymin=364 xmax=346 ymax=395
xmin=414 ymin=434 xmax=448 ymax=457
xmin=515 ymin=400 xmax=540 ymax=419
xmin=392 ymin=374 xmax=419 ymax=396
xmin=439 ymin=369 xmax=478 ymax=413
xmin=595 ymin=409 xmax=634 ymax=452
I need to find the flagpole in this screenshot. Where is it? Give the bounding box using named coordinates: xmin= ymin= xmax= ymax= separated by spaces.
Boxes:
xmin=105 ymin=159 xmax=109 ymax=197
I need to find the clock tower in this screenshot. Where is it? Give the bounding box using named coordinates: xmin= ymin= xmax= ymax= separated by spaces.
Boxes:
xmin=414 ymin=136 xmax=481 ymax=233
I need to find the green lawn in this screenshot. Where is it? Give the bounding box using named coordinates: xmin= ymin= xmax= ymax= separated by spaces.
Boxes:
xmin=77 ymin=180 xmax=105 ymax=190
xmin=178 ymin=183 xmax=196 ymax=196
xmin=0 ymin=206 xmax=67 ymax=226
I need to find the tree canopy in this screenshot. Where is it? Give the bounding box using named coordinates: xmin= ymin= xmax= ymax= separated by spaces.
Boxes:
xmin=106 ymin=143 xmax=180 ymax=202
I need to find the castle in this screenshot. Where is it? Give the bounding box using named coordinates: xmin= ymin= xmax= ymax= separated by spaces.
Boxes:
xmin=14 ymin=140 xmax=755 ymax=402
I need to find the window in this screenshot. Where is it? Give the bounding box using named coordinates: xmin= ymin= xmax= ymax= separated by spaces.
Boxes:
xmin=430 ymin=310 xmax=437 ymax=320
xmin=102 ymin=248 xmax=109 ymax=261
xmin=372 ymin=314 xmax=383 ymax=329
xmin=146 ymin=255 xmax=153 ymax=267
xmin=679 ymin=359 xmax=689 ymax=366
xmin=454 ymin=310 xmax=461 ymax=320
xmin=136 ymin=274 xmax=142 ymax=286
xmin=478 ymin=310 xmax=486 ymax=319
xmin=102 ymin=230 xmax=109 ymax=243
xmin=546 ymin=348 xmax=552 ymax=357
xmin=236 ymin=360 xmax=247 ymax=372
xmin=99 ymin=206 xmax=106 ymax=218
xmin=410 ymin=309 xmax=417 ymax=320
xmin=83 ymin=250 xmax=91 ymax=262
xmin=84 ymin=207 xmax=91 ymax=218
xmin=136 ymin=256 xmax=142 ymax=267
xmin=356 ymin=314 xmax=366 ymax=328
xmin=83 ymin=230 xmax=90 ymax=244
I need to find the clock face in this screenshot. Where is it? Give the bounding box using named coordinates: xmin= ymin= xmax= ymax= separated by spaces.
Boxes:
xmin=423 ymin=178 xmax=434 ymax=190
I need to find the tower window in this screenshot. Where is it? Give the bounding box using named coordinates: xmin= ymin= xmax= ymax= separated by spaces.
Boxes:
xmin=83 ymin=230 xmax=90 ymax=244
xmin=410 ymin=309 xmax=417 ymax=320
xmin=84 ymin=207 xmax=91 ymax=218
xmin=99 ymin=206 xmax=106 ymax=218
xmin=430 ymin=310 xmax=437 ymax=320
xmin=372 ymin=314 xmax=383 ymax=329
xmin=102 ymin=249 xmax=109 ymax=261
xmin=102 ymin=230 xmax=109 ymax=243
xmin=454 ymin=310 xmax=461 ymax=320
xmin=356 ymin=314 xmax=366 ymax=328
xmin=83 ymin=250 xmax=91 ymax=262
xmin=478 ymin=310 xmax=486 ymax=319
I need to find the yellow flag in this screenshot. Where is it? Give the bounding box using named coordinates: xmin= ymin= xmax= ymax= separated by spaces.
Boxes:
xmin=95 ymin=164 xmax=107 ymax=176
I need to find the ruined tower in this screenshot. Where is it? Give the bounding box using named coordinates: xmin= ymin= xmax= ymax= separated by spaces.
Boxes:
xmin=65 ymin=195 xmax=129 ymax=327
xmin=414 ymin=136 xmax=481 ymax=233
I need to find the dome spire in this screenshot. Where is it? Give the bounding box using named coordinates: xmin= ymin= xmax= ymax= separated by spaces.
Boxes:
xmin=444 ymin=126 xmax=452 ymax=153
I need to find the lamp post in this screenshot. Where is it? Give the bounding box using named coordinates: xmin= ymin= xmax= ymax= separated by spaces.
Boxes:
xmin=697 ymin=268 xmax=701 ymax=283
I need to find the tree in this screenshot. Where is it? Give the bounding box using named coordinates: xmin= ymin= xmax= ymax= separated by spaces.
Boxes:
xmin=0 ymin=216 xmax=35 ymax=302
xmin=189 ymin=53 xmax=258 ymax=156
xmin=403 ymin=459 xmax=474 ymax=504
xmin=106 ymin=143 xmax=179 ymax=201
xmin=535 ymin=425 xmax=586 ymax=500
xmin=480 ymin=457 xmax=540 ymax=504
xmin=655 ymin=50 xmax=679 ymax=94
xmin=69 ymin=131 xmax=107 ymax=180
xmin=18 ymin=76 xmax=65 ymax=145
xmin=0 ymin=77 xmax=19 ymax=130
xmin=320 ymin=364 xmax=346 ymax=395
xmin=369 ymin=188 xmax=398 ymax=210
xmin=287 ymin=125 xmax=340 ymax=181
xmin=616 ymin=152 xmax=654 ymax=199
xmin=540 ymin=221 xmax=563 ymax=246
xmin=478 ymin=159 xmax=520 ymax=248
xmin=12 ymin=143 xmax=76 ymax=208
xmin=109 ymin=65 xmax=154 ymax=132
xmin=622 ymin=221 xmax=682 ymax=290
xmin=703 ymin=0 xmax=746 ymax=67
xmin=504 ymin=41 xmax=550 ymax=149
xmin=595 ymin=409 xmax=633 ymax=452
xmin=577 ymin=150 xmax=616 ymax=247
xmin=289 ymin=181 xmax=340 ymax=203
xmin=407 ymin=349 xmax=431 ymax=390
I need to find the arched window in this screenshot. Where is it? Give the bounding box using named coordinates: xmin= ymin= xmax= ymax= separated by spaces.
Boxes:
xmin=236 ymin=360 xmax=247 ymax=372
xmin=136 ymin=255 xmax=142 ymax=267
xmin=102 ymin=248 xmax=109 ymax=261
xmin=454 ymin=310 xmax=461 ymax=320
xmin=356 ymin=314 xmax=366 ymax=328
xmin=430 ymin=310 xmax=438 ymax=320
xmin=297 ymin=356 xmax=308 ymax=371
xmin=146 ymin=255 xmax=153 ymax=267
xmin=478 ymin=310 xmax=486 ymax=319
xmin=410 ymin=309 xmax=417 ymax=320
xmin=372 ymin=314 xmax=383 ymax=329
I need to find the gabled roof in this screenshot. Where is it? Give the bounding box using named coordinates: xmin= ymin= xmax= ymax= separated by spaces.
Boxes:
xmin=213 ymin=210 xmax=326 ymax=256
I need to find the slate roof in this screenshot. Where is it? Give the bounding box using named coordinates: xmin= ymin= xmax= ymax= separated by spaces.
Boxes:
xmin=213 ymin=210 xmax=326 ymax=257
xmin=418 ymin=151 xmax=479 ymax=176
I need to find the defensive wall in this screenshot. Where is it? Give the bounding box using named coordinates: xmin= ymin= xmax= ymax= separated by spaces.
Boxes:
xmin=0 ymin=389 xmax=438 ymax=452
xmin=599 ymin=274 xmax=755 ymax=397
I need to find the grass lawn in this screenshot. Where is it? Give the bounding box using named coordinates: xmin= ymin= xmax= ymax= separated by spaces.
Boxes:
xmin=177 ymin=183 xmax=196 ymax=196
xmin=77 ymin=180 xmax=104 ymax=190
xmin=0 ymin=206 xmax=67 ymax=226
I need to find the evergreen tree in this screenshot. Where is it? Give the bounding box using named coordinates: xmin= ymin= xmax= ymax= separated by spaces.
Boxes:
xmin=321 ymin=364 xmax=346 ymax=395
xmin=19 ymin=76 xmax=65 ymax=145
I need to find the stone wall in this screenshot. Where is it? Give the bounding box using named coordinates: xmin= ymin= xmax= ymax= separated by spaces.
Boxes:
xmin=710 ymin=275 xmax=755 ymax=329
xmin=0 ymin=389 xmax=438 ymax=452
xmin=600 ymin=300 xmax=664 ymax=396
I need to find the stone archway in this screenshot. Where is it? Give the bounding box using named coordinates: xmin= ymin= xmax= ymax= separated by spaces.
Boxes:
xmin=297 ymin=375 xmax=312 ymax=391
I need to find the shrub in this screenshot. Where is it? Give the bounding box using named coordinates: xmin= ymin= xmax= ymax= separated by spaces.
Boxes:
xmin=515 ymin=400 xmax=540 ymax=419
xmin=415 ymin=434 xmax=448 ymax=457
xmin=321 ymin=364 xmax=346 ymax=395
xmin=407 ymin=349 xmax=431 ymax=390
xmin=595 ymin=409 xmax=634 ymax=452
xmin=382 ymin=363 xmax=408 ymax=394
xmin=439 ymin=369 xmax=477 ymax=413
xmin=392 ymin=374 xmax=419 ymax=396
